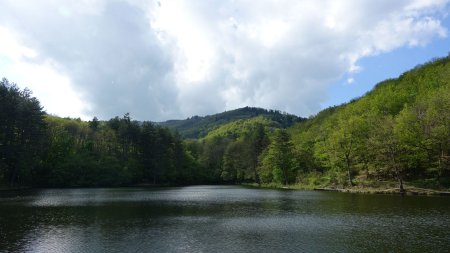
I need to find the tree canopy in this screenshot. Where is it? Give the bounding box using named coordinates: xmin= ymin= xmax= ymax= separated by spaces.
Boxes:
xmin=0 ymin=56 xmax=449 ymax=189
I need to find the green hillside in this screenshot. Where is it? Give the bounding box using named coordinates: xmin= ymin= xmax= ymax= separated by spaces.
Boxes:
xmin=1 ymin=56 xmax=449 ymax=191
xmin=158 ymin=106 xmax=303 ymax=139
xmin=201 ymin=116 xmax=281 ymax=140
xmin=288 ymin=56 xmax=450 ymax=190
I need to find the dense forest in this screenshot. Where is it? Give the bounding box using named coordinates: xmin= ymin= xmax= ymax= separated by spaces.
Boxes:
xmin=0 ymin=56 xmax=449 ymax=189
xmin=288 ymin=56 xmax=450 ymax=190
xmin=158 ymin=106 xmax=303 ymax=139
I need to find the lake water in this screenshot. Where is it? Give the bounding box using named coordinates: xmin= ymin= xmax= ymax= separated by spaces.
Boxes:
xmin=0 ymin=185 xmax=449 ymax=252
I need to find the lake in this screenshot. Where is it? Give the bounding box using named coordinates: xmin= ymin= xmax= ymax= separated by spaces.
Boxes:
xmin=0 ymin=185 xmax=449 ymax=252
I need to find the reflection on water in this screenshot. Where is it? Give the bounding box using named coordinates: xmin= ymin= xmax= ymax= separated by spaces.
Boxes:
xmin=0 ymin=186 xmax=449 ymax=252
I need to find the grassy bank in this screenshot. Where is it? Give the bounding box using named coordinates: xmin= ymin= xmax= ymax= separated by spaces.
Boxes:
xmin=243 ymin=182 xmax=450 ymax=196
xmin=243 ymin=174 xmax=450 ymax=196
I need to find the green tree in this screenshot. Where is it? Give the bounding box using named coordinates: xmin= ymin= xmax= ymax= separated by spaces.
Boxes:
xmin=245 ymin=123 xmax=270 ymax=183
xmin=370 ymin=116 xmax=406 ymax=192
xmin=0 ymin=79 xmax=47 ymax=186
xmin=422 ymin=87 xmax=450 ymax=183
xmin=221 ymin=141 xmax=247 ymax=182
xmin=89 ymin=116 xmax=100 ymax=131
xmin=327 ymin=114 xmax=369 ymax=186
xmin=259 ymin=129 xmax=296 ymax=186
xmin=198 ymin=136 xmax=231 ymax=183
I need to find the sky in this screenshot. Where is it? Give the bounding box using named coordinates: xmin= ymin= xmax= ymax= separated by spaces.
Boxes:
xmin=0 ymin=0 xmax=449 ymax=121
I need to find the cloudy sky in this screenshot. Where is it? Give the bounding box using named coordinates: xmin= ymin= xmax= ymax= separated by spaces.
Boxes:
xmin=0 ymin=0 xmax=449 ymax=121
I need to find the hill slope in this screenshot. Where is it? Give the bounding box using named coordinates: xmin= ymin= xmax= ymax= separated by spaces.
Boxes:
xmin=158 ymin=106 xmax=304 ymax=139
xmin=288 ymin=56 xmax=450 ymax=189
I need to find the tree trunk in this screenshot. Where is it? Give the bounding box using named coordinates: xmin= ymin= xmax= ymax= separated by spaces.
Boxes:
xmin=345 ymin=155 xmax=353 ymax=186
xmin=254 ymin=167 xmax=260 ymax=186
xmin=282 ymin=168 xmax=288 ymax=187
xmin=347 ymin=168 xmax=353 ymax=187
xmin=437 ymin=147 xmax=443 ymax=185
xmin=394 ymin=166 xmax=405 ymax=193
xmin=399 ymin=176 xmax=405 ymax=193
xmin=389 ymin=147 xmax=403 ymax=193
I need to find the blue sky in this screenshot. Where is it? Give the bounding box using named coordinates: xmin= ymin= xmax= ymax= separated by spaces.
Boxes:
xmin=0 ymin=0 xmax=449 ymax=121
xmin=324 ymin=15 xmax=450 ymax=108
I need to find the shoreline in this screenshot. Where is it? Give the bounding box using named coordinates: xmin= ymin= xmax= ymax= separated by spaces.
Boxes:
xmin=313 ymin=187 xmax=450 ymax=196
xmin=242 ymin=183 xmax=450 ymax=196
xmin=2 ymin=184 xmax=450 ymax=196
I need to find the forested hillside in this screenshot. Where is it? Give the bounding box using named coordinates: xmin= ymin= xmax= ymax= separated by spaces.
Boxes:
xmin=0 ymin=56 xmax=449 ymax=190
xmin=158 ymin=106 xmax=303 ymax=138
xmin=289 ymin=56 xmax=450 ymax=190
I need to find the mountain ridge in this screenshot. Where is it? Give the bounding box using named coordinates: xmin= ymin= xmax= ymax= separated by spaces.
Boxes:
xmin=156 ymin=106 xmax=304 ymax=139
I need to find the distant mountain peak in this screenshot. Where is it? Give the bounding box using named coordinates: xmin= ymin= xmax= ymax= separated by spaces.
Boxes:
xmin=157 ymin=106 xmax=305 ymax=139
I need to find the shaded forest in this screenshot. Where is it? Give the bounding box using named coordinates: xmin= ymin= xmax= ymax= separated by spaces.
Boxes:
xmin=0 ymin=56 xmax=449 ymax=189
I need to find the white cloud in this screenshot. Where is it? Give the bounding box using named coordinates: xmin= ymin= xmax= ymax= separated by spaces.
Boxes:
xmin=0 ymin=0 xmax=449 ymax=120
xmin=151 ymin=0 xmax=449 ymax=117
xmin=0 ymin=26 xmax=89 ymax=119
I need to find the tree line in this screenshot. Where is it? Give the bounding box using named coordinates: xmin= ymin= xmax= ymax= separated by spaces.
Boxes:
xmin=0 ymin=77 xmax=299 ymax=188
xmin=0 ymin=56 xmax=449 ymax=189
xmin=0 ymin=78 xmax=198 ymax=187
xmin=178 ymin=56 xmax=450 ymax=190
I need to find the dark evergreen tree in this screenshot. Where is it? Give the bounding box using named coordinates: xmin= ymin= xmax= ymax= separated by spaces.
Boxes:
xmin=0 ymin=79 xmax=47 ymax=186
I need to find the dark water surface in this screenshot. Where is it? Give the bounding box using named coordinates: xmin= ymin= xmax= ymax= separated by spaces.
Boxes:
xmin=0 ymin=185 xmax=449 ymax=252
